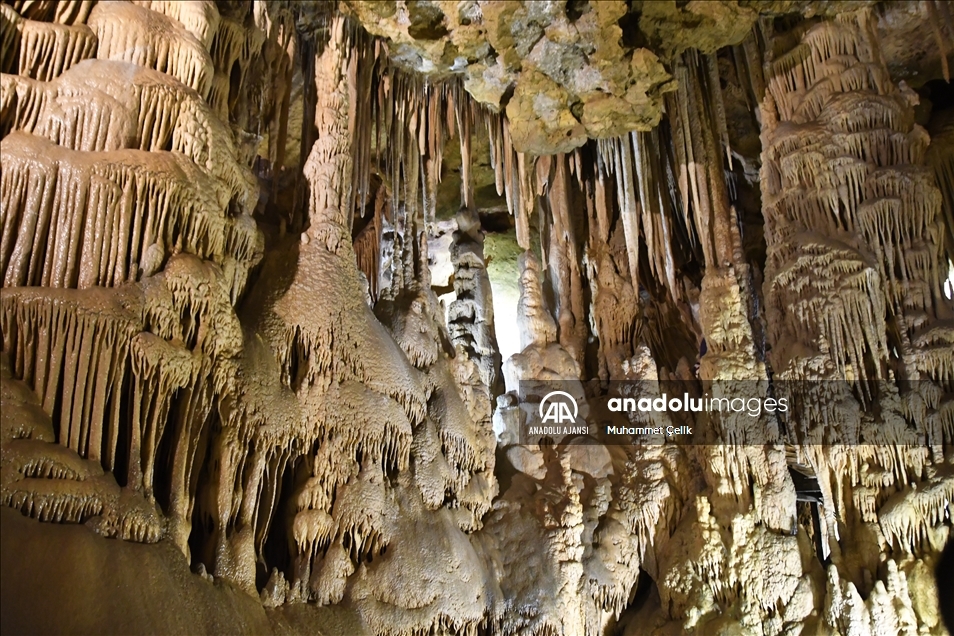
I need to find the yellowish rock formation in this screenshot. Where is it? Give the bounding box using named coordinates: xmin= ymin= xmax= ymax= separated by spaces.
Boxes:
xmin=0 ymin=2 xmax=951 ymax=636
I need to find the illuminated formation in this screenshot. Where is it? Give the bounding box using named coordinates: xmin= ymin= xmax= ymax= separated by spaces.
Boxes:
xmin=0 ymin=1 xmax=951 ymax=635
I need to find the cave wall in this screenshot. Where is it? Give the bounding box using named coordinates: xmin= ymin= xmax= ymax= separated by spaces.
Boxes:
xmin=1 ymin=1 xmax=953 ymax=635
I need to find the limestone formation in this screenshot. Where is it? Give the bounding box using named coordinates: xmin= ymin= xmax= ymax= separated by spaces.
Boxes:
xmin=1 ymin=2 xmax=952 ymax=636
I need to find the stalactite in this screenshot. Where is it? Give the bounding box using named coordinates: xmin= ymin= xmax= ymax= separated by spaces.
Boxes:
xmin=1 ymin=133 xmax=261 ymax=295
xmin=925 ymin=0 xmax=950 ymax=82
xmin=594 ymin=50 xmax=738 ymax=312
xmin=482 ymin=111 xmax=534 ymax=251
xmin=677 ymin=60 xmax=716 ymax=267
xmin=353 ymin=206 xmax=381 ymax=300
xmin=1 ymin=5 xmax=19 ymax=76
xmin=89 ymin=2 xmax=214 ymax=100
xmin=13 ymin=16 xmax=96 ymax=81
xmin=546 ymin=154 xmax=587 ymax=370
xmin=598 ymin=136 xmax=641 ymax=291
xmin=5 ymin=1 xmax=49 ymax=21
xmin=2 ymin=61 xmax=257 ymax=214
xmin=705 ymin=53 xmax=732 ymax=166
xmin=456 ymin=83 xmax=474 ymax=212
xmin=928 ymin=110 xmax=954 ymax=270
xmin=348 ymin=30 xmax=379 ymax=227
xmin=56 ymin=1 xmax=94 ymax=25
xmin=210 ymin=17 xmax=251 ymax=75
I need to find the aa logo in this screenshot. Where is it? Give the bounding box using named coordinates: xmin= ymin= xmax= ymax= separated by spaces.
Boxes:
xmin=539 ymin=391 xmax=579 ymax=424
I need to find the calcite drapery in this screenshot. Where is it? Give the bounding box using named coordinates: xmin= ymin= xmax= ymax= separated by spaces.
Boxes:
xmin=1 ymin=2 xmax=952 ymax=635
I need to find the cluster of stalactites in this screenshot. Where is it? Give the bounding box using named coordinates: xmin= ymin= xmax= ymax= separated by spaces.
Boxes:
xmin=466 ymin=45 xmax=750 ymax=389
xmin=0 ymin=44 xmax=264 ymax=298
xmin=761 ymin=12 xmax=950 ymax=385
xmin=0 ymin=132 xmax=260 ymax=299
xmin=285 ymin=392 xmax=414 ymax=593
xmin=2 ymin=0 xmax=271 ymax=129
xmin=359 ymin=55 xmax=501 ymax=519
xmin=0 ymin=0 xmax=286 ymax=564
xmin=366 ymin=69 xmax=483 ymax=300
xmin=88 ymin=2 xmax=215 ymax=100
xmin=1 ymin=61 xmax=257 ymax=211
xmin=0 ymin=254 xmax=242 ymax=553
xmin=1 ymin=0 xmax=273 ymax=168
xmin=0 ymin=4 xmax=96 ymax=81
xmin=588 ymin=49 xmax=741 ymax=311
xmin=3 ymin=1 xmax=95 ymax=25
xmin=758 ymin=11 xmax=954 ymax=580
xmin=487 ymin=47 xmax=746 ymax=383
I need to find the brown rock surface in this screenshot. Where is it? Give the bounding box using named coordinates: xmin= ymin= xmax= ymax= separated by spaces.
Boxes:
xmin=1 ymin=1 xmax=952 ymax=635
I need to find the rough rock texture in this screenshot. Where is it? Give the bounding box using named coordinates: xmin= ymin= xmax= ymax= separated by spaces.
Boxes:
xmin=341 ymin=0 xmax=889 ymax=154
xmin=1 ymin=1 xmax=953 ymax=636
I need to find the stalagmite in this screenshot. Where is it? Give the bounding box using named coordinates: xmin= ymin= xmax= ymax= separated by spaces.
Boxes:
xmin=447 ymin=207 xmax=502 ymax=394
